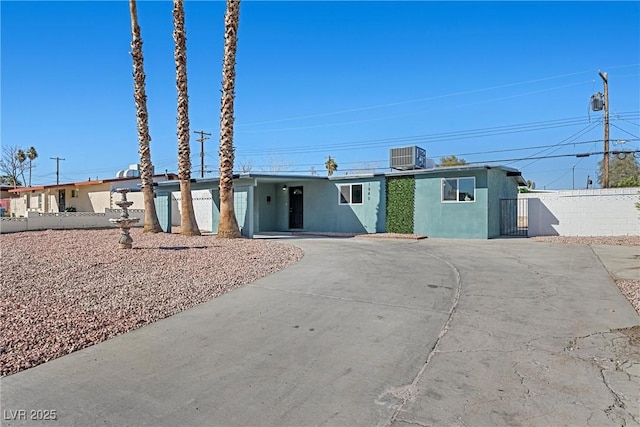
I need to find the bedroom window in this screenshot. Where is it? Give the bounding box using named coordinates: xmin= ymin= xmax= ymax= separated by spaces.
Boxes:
xmin=338 ymin=184 xmax=363 ymax=205
xmin=442 ymin=177 xmax=475 ymax=203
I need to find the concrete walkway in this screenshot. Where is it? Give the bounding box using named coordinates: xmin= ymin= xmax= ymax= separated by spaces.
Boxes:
xmin=1 ymin=238 xmax=638 ymax=426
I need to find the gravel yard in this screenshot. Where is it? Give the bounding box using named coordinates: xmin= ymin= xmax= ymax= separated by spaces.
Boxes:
xmin=0 ymin=228 xmax=303 ymax=377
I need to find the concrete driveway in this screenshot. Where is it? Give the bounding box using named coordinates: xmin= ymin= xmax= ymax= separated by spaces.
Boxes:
xmin=1 ymin=237 xmax=638 ymax=426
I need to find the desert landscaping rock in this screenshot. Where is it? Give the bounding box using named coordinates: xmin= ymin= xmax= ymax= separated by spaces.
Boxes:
xmin=0 ymin=228 xmax=303 ymax=377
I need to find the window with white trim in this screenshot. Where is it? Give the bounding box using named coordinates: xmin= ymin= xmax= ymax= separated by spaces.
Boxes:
xmin=71 ymin=189 xmax=79 ymax=198
xmin=442 ymin=177 xmax=475 ymax=203
xmin=338 ymin=184 xmax=363 ymax=205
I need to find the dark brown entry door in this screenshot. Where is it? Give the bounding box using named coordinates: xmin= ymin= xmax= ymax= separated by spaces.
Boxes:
xmin=288 ymin=186 xmax=303 ymax=229
xmin=58 ymin=190 xmax=66 ymax=212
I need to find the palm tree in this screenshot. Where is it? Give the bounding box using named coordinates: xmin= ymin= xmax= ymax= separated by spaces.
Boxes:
xmin=26 ymin=146 xmax=37 ymax=187
xmin=129 ymin=0 xmax=162 ymax=233
xmin=217 ymin=0 xmax=241 ymax=239
xmin=173 ymin=0 xmax=200 ymax=236
xmin=325 ymin=155 xmax=337 ymax=176
xmin=15 ymin=149 xmax=27 ymax=186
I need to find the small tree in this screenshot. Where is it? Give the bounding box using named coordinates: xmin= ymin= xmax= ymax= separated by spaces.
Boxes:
xmin=439 ymin=155 xmax=467 ymax=166
xmin=325 ymin=156 xmax=338 ymax=176
xmin=0 ymin=146 xmax=28 ymax=188
xmin=597 ymin=154 xmax=640 ymax=187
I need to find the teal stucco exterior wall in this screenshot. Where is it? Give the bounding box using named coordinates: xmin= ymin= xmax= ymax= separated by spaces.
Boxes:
xmin=263 ymin=177 xmax=384 ymax=233
xmin=413 ymin=170 xmax=489 ymax=239
xmin=155 ymin=192 xmax=172 ymax=233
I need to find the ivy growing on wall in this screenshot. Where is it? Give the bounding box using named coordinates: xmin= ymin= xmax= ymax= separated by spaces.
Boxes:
xmin=386 ymin=176 xmax=415 ymax=234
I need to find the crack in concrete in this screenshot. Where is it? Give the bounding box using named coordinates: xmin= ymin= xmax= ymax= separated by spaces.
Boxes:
xmin=512 ymin=363 xmax=532 ymax=397
xmin=395 ymin=418 xmax=430 ymax=427
xmin=435 ymin=348 xmax=523 ymax=354
xmin=385 ymin=254 xmax=462 ymax=427
xmin=567 ymin=331 xmax=640 ymax=425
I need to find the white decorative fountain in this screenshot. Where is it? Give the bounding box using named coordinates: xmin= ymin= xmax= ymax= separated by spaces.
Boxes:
xmin=109 ymin=188 xmax=140 ymax=249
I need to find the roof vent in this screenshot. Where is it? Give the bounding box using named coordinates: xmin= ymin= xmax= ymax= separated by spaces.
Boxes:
xmin=390 ymin=146 xmax=427 ymax=170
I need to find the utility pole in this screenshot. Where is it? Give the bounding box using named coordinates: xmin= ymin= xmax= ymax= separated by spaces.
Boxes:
xmin=572 ymin=164 xmax=576 ymax=190
xmin=193 ymin=130 xmax=211 ymax=178
xmin=50 ymin=157 xmax=65 ymax=185
xmin=598 ymin=70 xmax=609 ymax=188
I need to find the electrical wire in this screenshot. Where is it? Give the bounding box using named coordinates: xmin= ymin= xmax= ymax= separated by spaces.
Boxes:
xmin=609 ymin=123 xmax=639 ymax=139
xmin=233 ymin=113 xmax=638 ymax=157
xmin=237 ymin=81 xmax=595 ymax=134
xmin=236 ymin=68 xmax=635 ymax=127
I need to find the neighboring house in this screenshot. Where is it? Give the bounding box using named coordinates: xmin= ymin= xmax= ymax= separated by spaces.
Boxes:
xmin=155 ymin=164 xmax=526 ymax=239
xmin=0 ymin=185 xmax=14 ymax=216
xmin=8 ymin=174 xmax=178 ymax=217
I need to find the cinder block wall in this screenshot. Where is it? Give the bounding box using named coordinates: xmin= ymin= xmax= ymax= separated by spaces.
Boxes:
xmin=520 ymin=188 xmax=640 ymax=236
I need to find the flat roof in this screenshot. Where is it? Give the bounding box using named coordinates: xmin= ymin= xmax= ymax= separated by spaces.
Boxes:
xmin=154 ymin=166 xmax=527 ymax=188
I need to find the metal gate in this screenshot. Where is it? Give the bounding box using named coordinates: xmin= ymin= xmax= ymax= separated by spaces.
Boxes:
xmin=500 ymin=198 xmax=528 ymax=237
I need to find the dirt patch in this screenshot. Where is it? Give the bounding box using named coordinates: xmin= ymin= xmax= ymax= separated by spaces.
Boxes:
xmin=616 ymin=325 xmax=640 ymax=346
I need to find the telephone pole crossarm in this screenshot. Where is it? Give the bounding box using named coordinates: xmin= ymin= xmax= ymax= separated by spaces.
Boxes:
xmin=193 ymin=130 xmax=212 ymax=178
xmin=50 ymin=156 xmax=66 ymax=185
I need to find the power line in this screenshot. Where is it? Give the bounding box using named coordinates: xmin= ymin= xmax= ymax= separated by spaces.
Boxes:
xmin=609 ymin=123 xmax=639 ymax=139
xmin=237 ymin=81 xmax=595 ymax=134
xmin=236 ymin=69 xmax=610 ymax=127
xmin=233 ymin=149 xmax=640 ymax=174
xmin=234 ymin=113 xmax=638 ymax=157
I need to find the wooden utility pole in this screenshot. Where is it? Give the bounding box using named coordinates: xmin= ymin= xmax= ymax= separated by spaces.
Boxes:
xmin=599 ymin=70 xmax=609 ymax=188
xmin=193 ymin=130 xmax=211 ymax=178
xmin=50 ymin=156 xmax=65 ymax=185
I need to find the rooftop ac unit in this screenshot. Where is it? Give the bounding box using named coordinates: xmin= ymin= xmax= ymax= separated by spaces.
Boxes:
xmin=390 ymin=146 xmax=427 ymax=170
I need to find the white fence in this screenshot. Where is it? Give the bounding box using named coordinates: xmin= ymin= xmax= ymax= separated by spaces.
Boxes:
xmin=0 ymin=209 xmax=145 ymax=234
xmin=520 ymin=188 xmax=640 ymax=236
xmin=172 ymin=190 xmax=212 ymax=232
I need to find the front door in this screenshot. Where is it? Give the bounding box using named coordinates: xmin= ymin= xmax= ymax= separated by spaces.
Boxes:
xmin=58 ymin=189 xmax=66 ymax=212
xmin=288 ymin=186 xmax=303 ymax=229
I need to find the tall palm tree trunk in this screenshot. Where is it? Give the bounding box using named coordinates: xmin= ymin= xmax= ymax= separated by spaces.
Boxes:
xmin=27 ymin=146 xmax=38 ymax=187
xmin=173 ymin=0 xmax=200 ymax=236
xmin=129 ymin=0 xmax=162 ymax=233
xmin=217 ymin=0 xmax=241 ymax=239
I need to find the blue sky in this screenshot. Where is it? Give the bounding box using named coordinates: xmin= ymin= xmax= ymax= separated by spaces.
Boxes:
xmin=2 ymin=1 xmax=639 ymax=190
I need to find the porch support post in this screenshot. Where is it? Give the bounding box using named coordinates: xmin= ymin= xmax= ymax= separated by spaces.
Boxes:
xmin=246 ymin=185 xmax=254 ymax=238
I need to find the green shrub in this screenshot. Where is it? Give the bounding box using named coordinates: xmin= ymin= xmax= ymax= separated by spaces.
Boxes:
xmin=386 ymin=176 xmax=414 ymax=234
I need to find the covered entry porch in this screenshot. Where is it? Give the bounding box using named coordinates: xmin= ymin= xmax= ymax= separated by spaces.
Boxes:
xmin=155 ymin=174 xmax=327 ymax=238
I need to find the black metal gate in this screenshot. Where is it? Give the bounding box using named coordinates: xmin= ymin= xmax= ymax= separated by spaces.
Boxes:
xmin=500 ymin=198 xmax=528 ymax=237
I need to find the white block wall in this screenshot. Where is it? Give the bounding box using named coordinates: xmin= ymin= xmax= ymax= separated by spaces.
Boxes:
xmin=520 ymin=188 xmax=640 ymax=236
xmin=0 ymin=210 xmax=146 ymax=234
xmin=172 ymin=190 xmax=213 ymax=232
